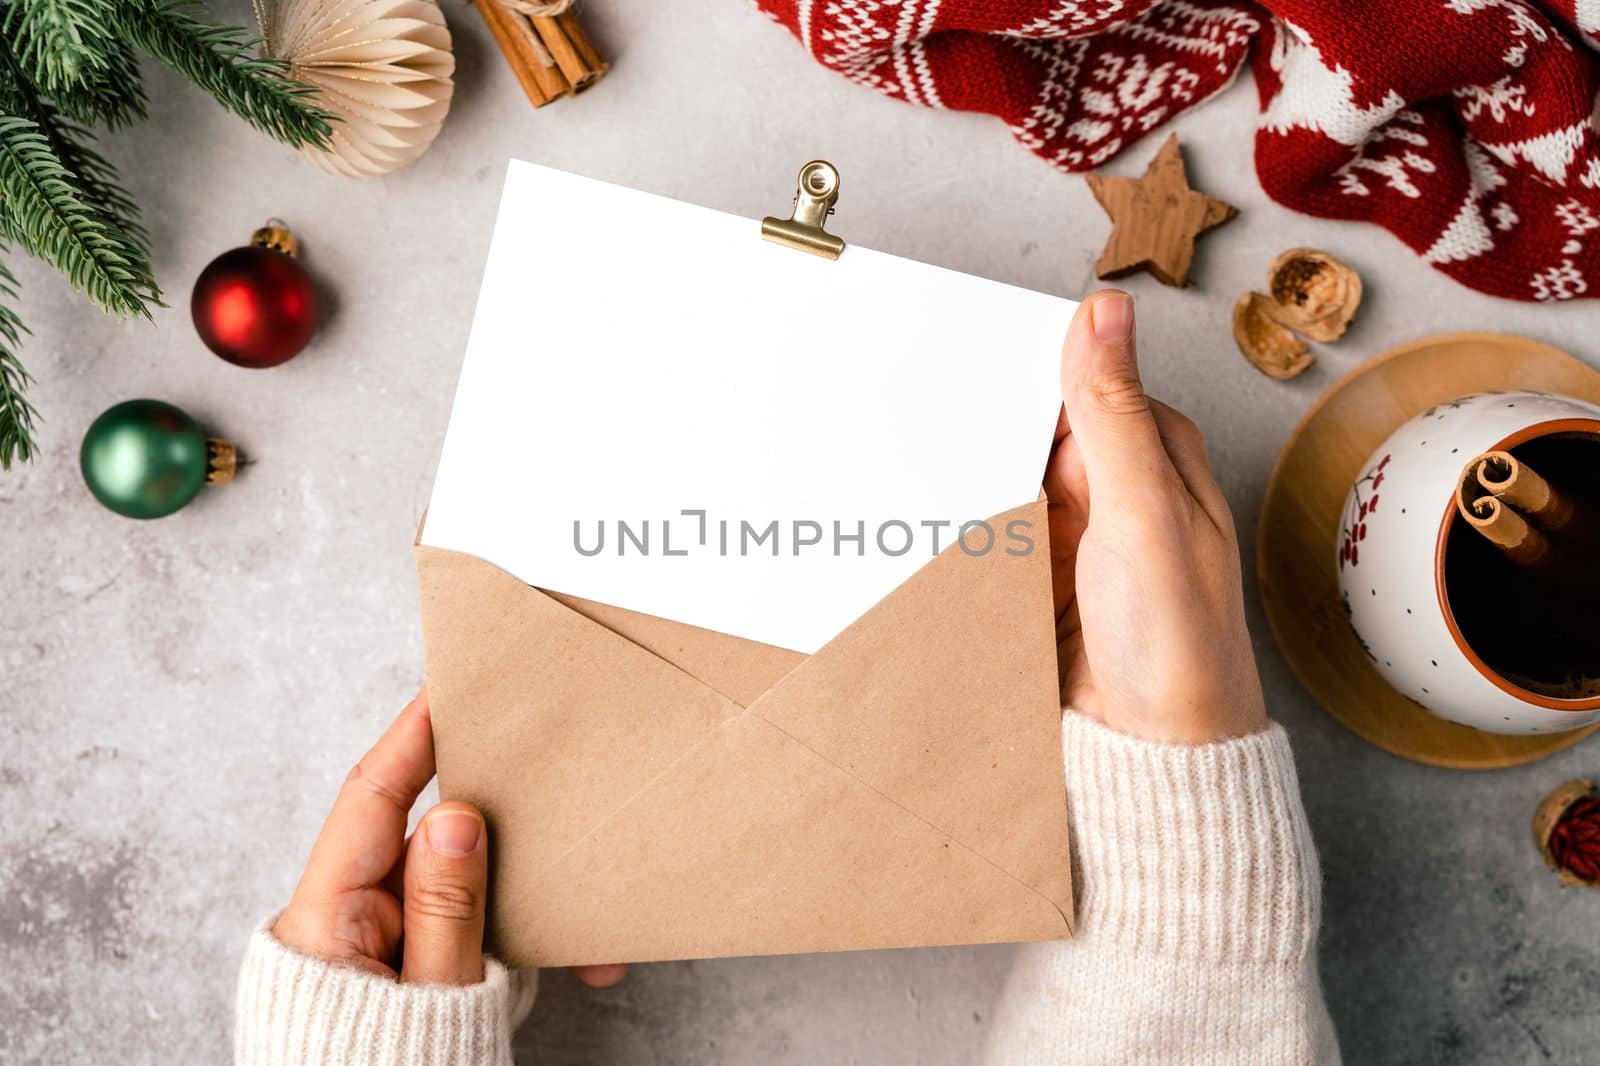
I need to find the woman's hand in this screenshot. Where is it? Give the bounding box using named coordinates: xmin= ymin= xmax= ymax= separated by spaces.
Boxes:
xmin=1045 ymin=290 xmax=1268 ymax=745
xmin=272 ymin=689 xmax=628 ymax=988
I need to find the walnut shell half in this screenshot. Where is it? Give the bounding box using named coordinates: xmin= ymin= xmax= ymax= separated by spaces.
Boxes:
xmin=1264 ymin=248 xmax=1362 ymax=342
xmin=1533 ymin=778 xmax=1600 ymax=888
xmin=1233 ymin=291 xmax=1313 ymax=380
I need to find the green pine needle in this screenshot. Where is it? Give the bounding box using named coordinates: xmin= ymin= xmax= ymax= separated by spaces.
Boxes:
xmin=2 ymin=0 xmax=112 ymax=91
xmin=47 ymin=38 xmax=146 ymax=129
xmin=121 ymin=0 xmax=334 ymax=150
xmin=0 ymin=112 xmax=159 ymax=319
xmin=0 ymin=253 xmax=39 ymax=469
xmin=34 ymin=100 xmax=152 ymax=270
xmin=3 ymin=1 xmax=146 ymax=128
xmin=0 ymin=54 xmax=153 ymax=273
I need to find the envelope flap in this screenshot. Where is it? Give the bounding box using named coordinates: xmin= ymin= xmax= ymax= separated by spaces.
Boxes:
xmin=546 ymin=590 xmax=805 ymax=708
xmin=745 ymin=499 xmax=1073 ymax=921
xmin=416 ymin=545 xmax=741 ymax=858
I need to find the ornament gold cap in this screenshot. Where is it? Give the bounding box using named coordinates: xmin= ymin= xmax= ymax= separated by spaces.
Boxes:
xmin=251 ymin=220 xmax=299 ymax=258
xmin=206 ymin=438 xmax=237 ymax=486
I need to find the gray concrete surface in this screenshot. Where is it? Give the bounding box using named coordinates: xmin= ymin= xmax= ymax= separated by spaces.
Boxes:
xmin=3 ymin=3 xmax=1599 ymax=1063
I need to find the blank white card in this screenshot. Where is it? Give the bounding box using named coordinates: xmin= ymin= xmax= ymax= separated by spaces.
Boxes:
xmin=423 ymin=161 xmax=1074 ymax=653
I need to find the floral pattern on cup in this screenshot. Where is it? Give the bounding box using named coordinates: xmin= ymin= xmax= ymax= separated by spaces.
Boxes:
xmin=1339 ymin=452 xmax=1388 ymax=571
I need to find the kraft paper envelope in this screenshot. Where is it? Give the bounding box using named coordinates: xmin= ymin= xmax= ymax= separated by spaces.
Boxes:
xmin=416 ymin=162 xmax=1075 ymax=967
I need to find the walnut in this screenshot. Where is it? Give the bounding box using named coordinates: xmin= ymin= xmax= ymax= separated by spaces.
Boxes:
xmin=1232 ymin=248 xmax=1362 ymax=380
xmin=1264 ymin=248 xmax=1363 ymax=342
xmin=1232 ymin=291 xmax=1313 ymax=380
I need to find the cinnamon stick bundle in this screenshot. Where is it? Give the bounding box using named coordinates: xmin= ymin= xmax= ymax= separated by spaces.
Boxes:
xmin=1473 ymin=450 xmax=1577 ymax=532
xmin=1455 ymin=450 xmax=1579 ymax=570
xmin=473 ymin=1 xmax=608 ymax=109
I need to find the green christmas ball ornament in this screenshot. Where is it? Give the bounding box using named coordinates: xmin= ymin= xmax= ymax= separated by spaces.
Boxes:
xmin=79 ymin=399 xmax=236 ymax=519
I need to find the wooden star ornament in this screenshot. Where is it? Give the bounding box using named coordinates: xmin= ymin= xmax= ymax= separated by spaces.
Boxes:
xmin=1084 ymin=134 xmax=1238 ymax=288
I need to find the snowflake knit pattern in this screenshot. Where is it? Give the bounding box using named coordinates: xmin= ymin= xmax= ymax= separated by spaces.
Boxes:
xmin=755 ymin=0 xmax=1600 ymax=302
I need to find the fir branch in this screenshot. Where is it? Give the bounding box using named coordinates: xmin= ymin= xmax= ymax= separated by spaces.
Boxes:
xmin=26 ymin=100 xmax=151 ymax=268
xmin=0 ymin=253 xmax=39 ymax=469
xmin=47 ymin=38 xmax=147 ymax=130
xmin=0 ymin=50 xmax=151 ymax=269
xmin=44 ymin=108 xmax=151 ymax=262
xmin=0 ymin=3 xmax=144 ymax=128
xmin=118 ymin=0 xmax=335 ymax=150
xmin=0 ymin=112 xmax=159 ymax=319
xmin=1 ymin=0 xmax=112 ymax=91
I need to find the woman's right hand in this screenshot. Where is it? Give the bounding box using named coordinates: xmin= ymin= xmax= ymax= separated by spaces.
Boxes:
xmin=1045 ymin=290 xmax=1269 ymax=745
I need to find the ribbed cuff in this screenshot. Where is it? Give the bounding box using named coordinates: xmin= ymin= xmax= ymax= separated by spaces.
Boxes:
xmin=1062 ymin=713 xmax=1321 ymax=967
xmin=234 ymin=917 xmax=537 ymax=1066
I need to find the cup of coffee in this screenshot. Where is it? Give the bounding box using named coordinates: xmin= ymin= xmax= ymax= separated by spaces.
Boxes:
xmin=1337 ymin=390 xmax=1600 ymax=735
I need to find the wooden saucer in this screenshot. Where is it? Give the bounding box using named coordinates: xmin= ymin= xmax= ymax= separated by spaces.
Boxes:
xmin=1259 ymin=332 xmax=1600 ymax=769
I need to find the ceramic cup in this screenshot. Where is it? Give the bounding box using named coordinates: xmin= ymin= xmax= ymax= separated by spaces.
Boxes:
xmin=1337 ymin=390 xmax=1600 ymax=735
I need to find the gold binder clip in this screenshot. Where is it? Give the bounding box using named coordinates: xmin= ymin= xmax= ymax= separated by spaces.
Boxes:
xmin=762 ymin=160 xmax=845 ymax=260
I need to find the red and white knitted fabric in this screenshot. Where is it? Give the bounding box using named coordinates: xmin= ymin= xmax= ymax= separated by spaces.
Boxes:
xmin=754 ymin=0 xmax=1600 ymax=302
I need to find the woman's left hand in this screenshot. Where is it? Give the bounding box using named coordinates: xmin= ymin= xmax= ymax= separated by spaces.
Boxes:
xmin=272 ymin=688 xmax=628 ymax=988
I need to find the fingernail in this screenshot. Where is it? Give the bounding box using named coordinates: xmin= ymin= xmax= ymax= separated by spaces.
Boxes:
xmin=427 ymin=811 xmax=482 ymax=856
xmin=1091 ymin=293 xmax=1133 ymax=342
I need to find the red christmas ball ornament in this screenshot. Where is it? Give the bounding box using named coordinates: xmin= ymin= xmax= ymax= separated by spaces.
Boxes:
xmin=191 ymin=222 xmax=318 ymax=368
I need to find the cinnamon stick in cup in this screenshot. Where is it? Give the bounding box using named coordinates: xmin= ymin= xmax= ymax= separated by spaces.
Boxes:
xmin=1453 ymin=449 xmax=1586 ymax=571
xmin=1474 ymin=450 xmax=1577 ymax=532
xmin=1457 ymin=489 xmax=1552 ymax=567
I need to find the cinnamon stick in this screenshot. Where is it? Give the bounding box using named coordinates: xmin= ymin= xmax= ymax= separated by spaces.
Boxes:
xmin=558 ymin=11 xmax=607 ymax=79
xmin=1456 ymin=456 xmax=1558 ymax=569
xmin=531 ymin=15 xmax=606 ymax=91
xmin=511 ymin=11 xmax=572 ymax=103
xmin=1458 ymin=493 xmax=1552 ymax=567
xmin=473 ymin=1 xmax=606 ymax=110
xmin=472 ymin=0 xmax=558 ymax=107
xmin=1473 ymin=450 xmax=1576 ymax=532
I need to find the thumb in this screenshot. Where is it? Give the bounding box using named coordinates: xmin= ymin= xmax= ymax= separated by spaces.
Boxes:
xmin=401 ymin=802 xmax=488 ymax=985
xmin=1060 ymin=291 xmax=1172 ymax=510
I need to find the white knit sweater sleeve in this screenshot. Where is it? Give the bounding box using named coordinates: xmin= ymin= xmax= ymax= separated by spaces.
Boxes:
xmin=984 ymin=713 xmax=1340 ymax=1066
xmin=234 ymin=917 xmax=536 ymax=1066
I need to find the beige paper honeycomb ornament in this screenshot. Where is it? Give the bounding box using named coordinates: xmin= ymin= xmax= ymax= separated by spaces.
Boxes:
xmin=262 ymin=0 xmax=455 ymax=177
